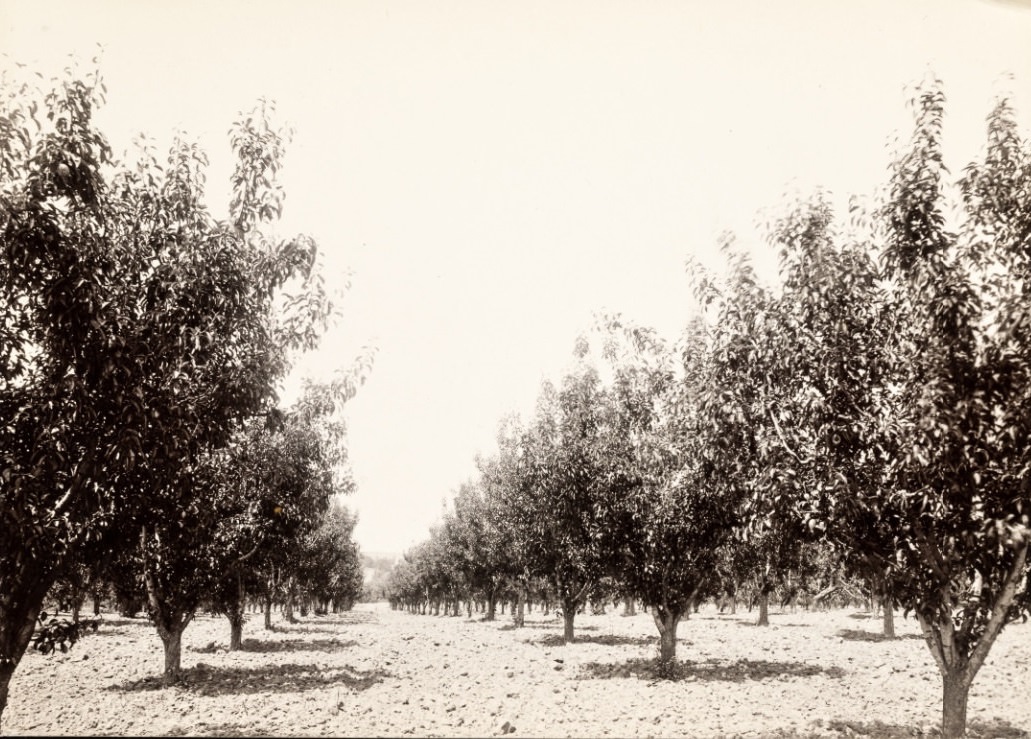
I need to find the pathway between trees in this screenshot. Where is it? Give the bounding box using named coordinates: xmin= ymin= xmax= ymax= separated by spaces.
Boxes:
xmin=4 ymin=602 xmax=1029 ymax=736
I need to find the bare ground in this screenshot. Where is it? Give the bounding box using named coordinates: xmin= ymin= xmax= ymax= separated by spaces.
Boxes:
xmin=3 ymin=601 xmax=1029 ymax=737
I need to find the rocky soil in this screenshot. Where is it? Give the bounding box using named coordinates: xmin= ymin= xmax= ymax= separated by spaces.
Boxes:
xmin=3 ymin=601 xmax=1029 ymax=737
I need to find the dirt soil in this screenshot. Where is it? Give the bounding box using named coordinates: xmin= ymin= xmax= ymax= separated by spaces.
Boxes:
xmin=3 ymin=601 xmax=1029 ymax=737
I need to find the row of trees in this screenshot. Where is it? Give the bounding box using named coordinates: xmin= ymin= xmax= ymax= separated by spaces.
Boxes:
xmin=388 ymin=82 xmax=1031 ymax=738
xmin=1 ymin=62 xmax=367 ymax=726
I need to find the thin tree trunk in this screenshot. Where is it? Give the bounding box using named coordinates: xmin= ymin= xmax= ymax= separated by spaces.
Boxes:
xmin=263 ymin=595 xmax=273 ymax=630
xmin=882 ymin=593 xmax=895 ymax=638
xmin=284 ymin=585 xmax=297 ymax=624
xmin=228 ymin=573 xmax=246 ymax=650
xmin=623 ymin=597 xmax=636 ymax=616
xmin=513 ymin=585 xmax=526 ymax=628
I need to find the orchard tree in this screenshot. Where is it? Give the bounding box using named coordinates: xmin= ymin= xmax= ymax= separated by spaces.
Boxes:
xmin=0 ymin=61 xmax=333 ymax=715
xmin=509 ymin=362 xmax=614 ymax=644
xmin=292 ymin=500 xmax=364 ymax=615
xmin=438 ymin=481 xmax=509 ymax=619
xmin=688 ymin=236 xmax=819 ymax=631
xmin=145 ymin=370 xmax=363 ymax=674
xmin=593 ymin=315 xmax=733 ymax=662
xmin=476 ymin=418 xmax=536 ymax=623
xmin=763 ymin=84 xmax=1031 ymax=737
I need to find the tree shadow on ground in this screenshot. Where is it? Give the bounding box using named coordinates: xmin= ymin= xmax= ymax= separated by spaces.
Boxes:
xmin=243 ymin=637 xmax=359 ymax=653
xmin=848 ymin=612 xmax=874 ymax=620
xmin=823 ymin=718 xmax=1027 ymax=738
xmin=497 ymin=622 xmax=599 ymax=632
xmin=167 ymin=723 xmax=274 ymax=738
xmin=92 ymin=616 xmax=152 ymax=631
xmin=191 ymin=638 xmax=359 ymax=654
xmin=92 ymin=626 xmax=133 ymax=637
xmin=836 ymin=629 xmax=923 ymax=643
xmin=108 ymin=662 xmax=388 ymax=696
xmin=272 ymin=624 xmax=342 ymax=635
xmin=579 ymin=657 xmax=845 ymax=682
xmin=327 ymin=611 xmax=379 ymax=625
xmin=529 ymin=633 xmax=656 ymax=647
xmin=734 ymin=619 xmax=811 ymax=628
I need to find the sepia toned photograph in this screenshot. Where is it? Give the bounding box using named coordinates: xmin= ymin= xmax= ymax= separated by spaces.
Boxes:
xmin=2 ymin=1 xmax=1031 ymax=736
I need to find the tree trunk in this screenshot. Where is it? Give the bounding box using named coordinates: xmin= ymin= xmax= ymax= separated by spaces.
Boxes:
xmin=513 ymin=586 xmax=526 ymax=628
xmin=228 ymin=613 xmax=244 ymax=651
xmin=942 ymin=670 xmax=971 ymax=739
xmin=486 ymin=591 xmax=497 ymax=621
xmin=623 ymin=598 xmax=636 ymax=616
xmin=0 ymin=577 xmax=49 ymax=728
xmin=757 ymin=591 xmax=770 ymax=627
xmin=652 ymin=607 xmax=682 ymax=663
xmin=284 ymin=586 xmax=297 ymax=624
xmin=263 ymin=595 xmax=273 ymax=630
xmin=882 ymin=593 xmax=895 ymax=638
xmin=143 ymin=554 xmax=194 ymax=685
xmin=156 ymin=620 xmax=189 ymax=685
xmin=228 ymin=573 xmax=246 ymax=650
xmin=562 ymin=599 xmax=577 ymax=644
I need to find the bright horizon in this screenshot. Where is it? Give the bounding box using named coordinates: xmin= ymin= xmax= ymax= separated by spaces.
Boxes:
xmin=4 ymin=0 xmax=1031 ymax=556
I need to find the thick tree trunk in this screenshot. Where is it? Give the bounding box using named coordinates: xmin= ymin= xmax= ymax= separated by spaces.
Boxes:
xmin=757 ymin=591 xmax=770 ymax=627
xmin=143 ymin=557 xmax=194 ymax=685
xmin=942 ymin=670 xmax=971 ymax=739
xmin=562 ymin=597 xmax=578 ymax=644
xmin=486 ymin=591 xmax=498 ymax=621
xmin=652 ymin=607 xmax=682 ymax=663
xmin=915 ymin=540 xmax=1027 ymax=739
xmin=263 ymin=595 xmax=273 ymax=630
xmin=563 ymin=609 xmax=576 ymax=643
xmin=0 ymin=577 xmax=50 ymax=728
xmin=228 ymin=614 xmax=244 ymax=651
xmin=156 ymin=620 xmax=189 ymax=685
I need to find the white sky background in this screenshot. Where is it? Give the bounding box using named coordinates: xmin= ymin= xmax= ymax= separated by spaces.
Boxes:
xmin=4 ymin=0 xmax=1031 ymax=555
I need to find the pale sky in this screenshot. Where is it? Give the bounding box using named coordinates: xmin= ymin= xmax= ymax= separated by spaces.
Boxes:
xmin=4 ymin=0 xmax=1031 ymax=555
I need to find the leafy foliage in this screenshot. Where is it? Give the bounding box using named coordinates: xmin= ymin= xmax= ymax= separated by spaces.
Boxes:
xmin=29 ymin=611 xmax=99 ymax=657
